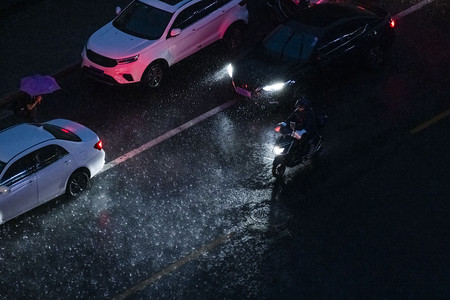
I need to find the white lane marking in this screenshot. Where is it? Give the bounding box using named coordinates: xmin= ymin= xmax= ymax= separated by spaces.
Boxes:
xmin=393 ymin=0 xmax=436 ymax=19
xmin=99 ymin=99 xmax=236 ymax=174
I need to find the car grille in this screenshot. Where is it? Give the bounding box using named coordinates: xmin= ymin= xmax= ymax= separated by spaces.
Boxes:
xmin=86 ymin=49 xmax=117 ymax=67
xmin=82 ymin=66 xmax=118 ymax=85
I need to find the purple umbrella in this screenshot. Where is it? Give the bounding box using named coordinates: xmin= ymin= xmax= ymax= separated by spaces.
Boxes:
xmin=20 ymin=74 xmax=61 ymax=97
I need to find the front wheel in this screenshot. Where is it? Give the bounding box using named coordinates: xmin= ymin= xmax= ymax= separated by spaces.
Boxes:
xmin=142 ymin=62 xmax=166 ymax=89
xmin=272 ymin=157 xmax=286 ymax=178
xmin=66 ymin=170 xmax=90 ymax=197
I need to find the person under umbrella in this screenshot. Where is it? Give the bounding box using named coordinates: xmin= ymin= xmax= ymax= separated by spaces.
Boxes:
xmin=18 ymin=74 xmax=61 ymax=122
xmin=20 ymin=94 xmax=43 ymax=122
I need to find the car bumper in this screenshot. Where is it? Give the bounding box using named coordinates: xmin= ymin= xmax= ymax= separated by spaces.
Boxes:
xmin=231 ymin=81 xmax=291 ymax=105
xmin=87 ymin=150 xmax=106 ymax=178
xmin=81 ymin=50 xmax=142 ymax=85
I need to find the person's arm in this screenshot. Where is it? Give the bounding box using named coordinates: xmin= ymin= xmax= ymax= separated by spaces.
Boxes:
xmin=26 ymin=97 xmax=41 ymax=111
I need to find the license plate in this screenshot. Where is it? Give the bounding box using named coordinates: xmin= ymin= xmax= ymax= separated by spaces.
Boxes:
xmin=89 ymin=66 xmax=104 ymax=75
xmin=235 ymin=86 xmax=252 ymax=98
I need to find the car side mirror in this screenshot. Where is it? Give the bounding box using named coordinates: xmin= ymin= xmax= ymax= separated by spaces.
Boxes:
xmin=115 ymin=6 xmax=121 ymax=15
xmin=0 ymin=185 xmax=10 ymax=195
xmin=170 ymin=28 xmax=181 ymax=38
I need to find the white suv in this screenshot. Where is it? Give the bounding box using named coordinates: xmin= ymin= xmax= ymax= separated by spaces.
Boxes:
xmin=81 ymin=0 xmax=249 ymax=88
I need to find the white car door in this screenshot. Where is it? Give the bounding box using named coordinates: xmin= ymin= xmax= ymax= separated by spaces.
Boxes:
xmin=193 ymin=0 xmax=235 ymax=49
xmin=165 ymin=0 xmax=221 ymax=64
xmin=0 ymin=153 xmax=38 ymax=223
xmin=35 ymin=145 xmax=72 ymax=203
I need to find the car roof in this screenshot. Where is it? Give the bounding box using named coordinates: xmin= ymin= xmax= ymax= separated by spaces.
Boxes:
xmin=0 ymin=123 xmax=55 ymax=163
xmin=292 ymin=4 xmax=378 ymax=28
xmin=140 ymin=0 xmax=193 ymax=13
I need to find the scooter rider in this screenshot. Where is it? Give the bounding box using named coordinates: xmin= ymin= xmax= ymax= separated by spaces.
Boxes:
xmin=286 ymin=95 xmax=317 ymax=161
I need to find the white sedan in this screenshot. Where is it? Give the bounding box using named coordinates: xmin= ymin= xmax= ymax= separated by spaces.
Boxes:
xmin=0 ymin=119 xmax=105 ymax=224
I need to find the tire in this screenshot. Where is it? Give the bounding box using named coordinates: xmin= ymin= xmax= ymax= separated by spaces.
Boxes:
xmin=223 ymin=23 xmax=246 ymax=52
xmin=142 ymin=62 xmax=166 ymax=89
xmin=272 ymin=157 xmax=286 ymax=178
xmin=66 ymin=170 xmax=90 ymax=197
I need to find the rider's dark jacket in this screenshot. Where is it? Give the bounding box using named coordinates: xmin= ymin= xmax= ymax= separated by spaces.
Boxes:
xmin=286 ymin=106 xmax=317 ymax=142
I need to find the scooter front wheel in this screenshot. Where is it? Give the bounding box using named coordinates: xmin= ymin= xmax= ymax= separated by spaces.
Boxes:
xmin=272 ymin=157 xmax=286 ymax=178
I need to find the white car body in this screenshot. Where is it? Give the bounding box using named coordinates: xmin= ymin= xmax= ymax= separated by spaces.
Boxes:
xmin=81 ymin=0 xmax=249 ymax=86
xmin=0 ymin=119 xmax=105 ymax=224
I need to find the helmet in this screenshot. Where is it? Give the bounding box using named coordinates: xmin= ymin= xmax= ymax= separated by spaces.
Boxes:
xmin=295 ymin=96 xmax=310 ymax=109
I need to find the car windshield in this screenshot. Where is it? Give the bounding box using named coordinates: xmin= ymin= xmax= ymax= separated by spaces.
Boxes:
xmin=262 ymin=24 xmax=318 ymax=63
xmin=0 ymin=161 xmax=5 ymax=175
xmin=113 ymin=1 xmax=173 ymax=40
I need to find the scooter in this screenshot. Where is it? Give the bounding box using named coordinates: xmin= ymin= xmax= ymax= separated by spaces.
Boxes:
xmin=271 ymin=120 xmax=324 ymax=178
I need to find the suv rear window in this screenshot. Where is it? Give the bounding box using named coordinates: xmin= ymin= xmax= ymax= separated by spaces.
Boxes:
xmin=42 ymin=124 xmax=82 ymax=142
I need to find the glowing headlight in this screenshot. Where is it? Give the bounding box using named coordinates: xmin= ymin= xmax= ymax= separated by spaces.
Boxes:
xmin=273 ymin=146 xmax=285 ymax=155
xmin=263 ymin=82 xmax=286 ymax=92
xmin=116 ymin=55 xmax=139 ymax=64
xmin=227 ymin=64 xmax=233 ymax=78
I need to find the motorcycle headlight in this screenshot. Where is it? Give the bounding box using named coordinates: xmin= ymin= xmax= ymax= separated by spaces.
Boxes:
xmin=227 ymin=63 xmax=233 ymax=78
xmin=116 ymin=55 xmax=139 ymax=64
xmin=273 ymin=146 xmax=285 ymax=155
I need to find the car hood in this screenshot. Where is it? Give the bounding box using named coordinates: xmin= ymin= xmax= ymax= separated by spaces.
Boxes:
xmin=87 ymin=22 xmax=157 ymax=58
xmin=231 ymin=49 xmax=308 ymax=88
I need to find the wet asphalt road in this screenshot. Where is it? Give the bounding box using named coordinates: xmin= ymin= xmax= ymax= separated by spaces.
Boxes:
xmin=1 ymin=0 xmax=450 ymax=299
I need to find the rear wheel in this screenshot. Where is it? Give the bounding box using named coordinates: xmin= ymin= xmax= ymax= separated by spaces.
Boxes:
xmin=66 ymin=170 xmax=90 ymax=197
xmin=367 ymin=44 xmax=384 ymax=68
xmin=223 ymin=23 xmax=246 ymax=53
xmin=142 ymin=62 xmax=166 ymax=89
xmin=272 ymin=157 xmax=286 ymax=178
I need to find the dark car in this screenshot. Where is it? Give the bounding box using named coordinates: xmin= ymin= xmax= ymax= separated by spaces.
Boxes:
xmin=227 ymin=3 xmax=395 ymax=104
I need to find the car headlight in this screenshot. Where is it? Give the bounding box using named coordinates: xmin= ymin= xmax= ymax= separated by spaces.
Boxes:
xmin=227 ymin=64 xmax=233 ymax=78
xmin=116 ymin=55 xmax=139 ymax=64
xmin=262 ymin=80 xmax=295 ymax=92
xmin=273 ymin=146 xmax=285 ymax=155
xmin=263 ymin=82 xmax=286 ymax=92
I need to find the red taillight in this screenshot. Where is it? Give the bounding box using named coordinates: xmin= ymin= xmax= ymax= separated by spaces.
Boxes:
xmin=94 ymin=140 xmax=103 ymax=150
xmin=274 ymin=126 xmax=281 ymax=132
xmin=390 ymin=19 xmax=395 ymax=28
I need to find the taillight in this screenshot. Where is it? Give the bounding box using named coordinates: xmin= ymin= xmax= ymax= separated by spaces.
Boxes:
xmin=274 ymin=126 xmax=281 ymax=132
xmin=94 ymin=140 xmax=103 ymax=150
xmin=390 ymin=19 xmax=395 ymax=28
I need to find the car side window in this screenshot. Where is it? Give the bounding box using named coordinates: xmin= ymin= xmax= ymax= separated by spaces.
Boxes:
xmin=172 ymin=0 xmax=216 ymax=30
xmin=0 ymin=153 xmax=36 ymax=186
xmin=283 ymin=33 xmax=318 ymax=62
xmin=35 ymin=145 xmax=68 ymax=171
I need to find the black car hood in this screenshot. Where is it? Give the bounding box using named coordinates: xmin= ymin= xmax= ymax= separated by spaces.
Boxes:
xmin=231 ymin=48 xmax=310 ymax=89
